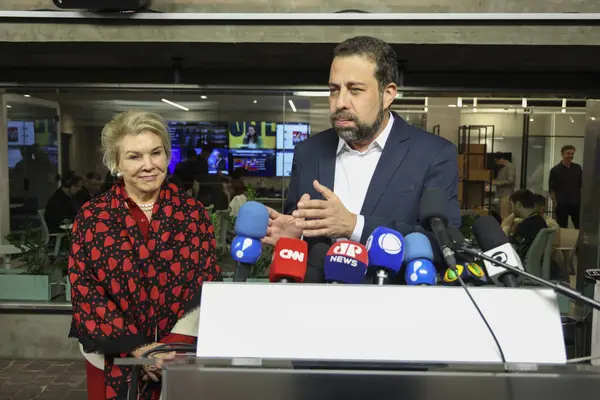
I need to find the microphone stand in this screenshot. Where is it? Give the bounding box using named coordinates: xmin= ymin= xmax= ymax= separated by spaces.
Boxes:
xmin=459 ymin=245 xmax=600 ymax=312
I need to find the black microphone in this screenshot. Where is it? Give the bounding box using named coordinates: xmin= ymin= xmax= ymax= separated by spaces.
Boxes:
xmin=304 ymin=243 xmax=329 ymax=283
xmin=419 ymin=187 xmax=457 ymax=270
xmin=471 ymin=216 xmax=524 ymax=288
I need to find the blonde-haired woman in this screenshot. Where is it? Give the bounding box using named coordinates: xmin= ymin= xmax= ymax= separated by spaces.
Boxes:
xmin=68 ymin=110 xmax=221 ymax=399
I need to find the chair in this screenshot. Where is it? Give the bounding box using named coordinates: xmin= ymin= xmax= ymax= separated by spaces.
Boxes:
xmin=37 ymin=209 xmax=66 ymax=258
xmin=523 ymin=228 xmax=557 ymax=280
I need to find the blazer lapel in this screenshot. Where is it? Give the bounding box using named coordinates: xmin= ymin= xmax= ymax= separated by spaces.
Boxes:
xmin=317 ymin=130 xmax=339 ymax=197
xmin=360 ymin=115 xmax=411 ymax=216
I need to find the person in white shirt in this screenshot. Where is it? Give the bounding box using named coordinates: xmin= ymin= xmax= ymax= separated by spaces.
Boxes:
xmin=225 ymin=178 xmax=248 ymax=217
xmin=261 ymin=36 xmax=460 ymax=251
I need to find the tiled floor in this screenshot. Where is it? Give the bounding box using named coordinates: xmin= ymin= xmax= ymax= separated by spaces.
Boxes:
xmin=0 ymin=359 xmax=87 ymax=400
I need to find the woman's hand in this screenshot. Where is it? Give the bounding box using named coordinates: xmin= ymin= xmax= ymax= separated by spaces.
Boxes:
xmin=132 ymin=342 xmax=174 ymax=382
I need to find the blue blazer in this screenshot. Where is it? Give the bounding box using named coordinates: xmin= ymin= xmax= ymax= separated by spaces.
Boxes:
xmin=285 ymin=112 xmax=461 ymax=246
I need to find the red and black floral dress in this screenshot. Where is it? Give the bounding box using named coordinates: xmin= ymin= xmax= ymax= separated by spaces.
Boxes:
xmin=68 ymin=180 xmax=222 ymax=399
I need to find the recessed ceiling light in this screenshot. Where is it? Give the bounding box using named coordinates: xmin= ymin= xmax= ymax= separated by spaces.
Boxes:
xmin=288 ymin=99 xmax=297 ymax=112
xmin=591 ymin=117 xmax=596 ymax=121
xmin=253 ymin=100 xmax=257 ymax=104
xmin=6 ymin=105 xmax=11 ymax=108
xmin=201 ymin=95 xmax=207 ymax=99
xmin=24 ymin=94 xmax=31 ymax=98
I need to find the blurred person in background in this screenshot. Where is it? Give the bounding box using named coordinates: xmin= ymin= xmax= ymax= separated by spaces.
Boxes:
xmin=174 ymin=148 xmax=208 ymax=191
xmin=549 ymin=144 xmax=582 ymax=228
xmin=492 ymin=153 xmax=516 ymax=220
xmin=68 ymin=110 xmax=221 ymax=400
xmin=194 ymin=174 xmax=229 ymax=212
xmin=225 ymin=178 xmax=248 ymax=217
xmin=74 ymin=171 xmax=104 ymax=207
xmin=45 ymin=171 xmax=84 ymax=233
xmin=533 ymin=193 xmax=559 ymax=230
xmin=507 ymin=189 xmax=547 ymax=259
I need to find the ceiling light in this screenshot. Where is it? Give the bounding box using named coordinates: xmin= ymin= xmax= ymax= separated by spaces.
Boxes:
xmin=473 ymin=108 xmax=478 ymax=112
xmin=592 ymin=117 xmax=596 ymax=121
xmin=293 ymin=91 xmax=329 ymax=97
xmin=457 ymin=97 xmax=463 ymax=107
xmin=161 ymin=98 xmax=189 ymax=112
xmin=201 ymin=95 xmax=207 ymax=99
xmin=530 ymin=118 xmax=534 ymax=122
xmin=473 ymin=97 xmax=478 ymax=112
xmin=448 ymin=104 xmax=456 ymax=108
xmin=424 ymin=107 xmax=428 ymax=112
xmin=24 ymin=94 xmax=31 ymax=98
xmin=562 ymin=98 xmax=567 ymax=113
xmin=253 ymin=100 xmax=257 ymax=104
xmin=569 ymin=116 xmax=575 ymax=123
xmin=6 ymin=105 xmax=11 ymax=108
xmin=522 ymin=98 xmax=527 ymax=107
xmin=288 ymin=99 xmax=297 ymax=112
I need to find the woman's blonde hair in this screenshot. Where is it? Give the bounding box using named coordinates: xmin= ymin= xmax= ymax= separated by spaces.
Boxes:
xmin=101 ymin=110 xmax=171 ymax=175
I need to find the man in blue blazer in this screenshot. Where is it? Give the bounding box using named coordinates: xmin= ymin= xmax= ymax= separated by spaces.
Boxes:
xmin=263 ymin=36 xmax=460 ymax=250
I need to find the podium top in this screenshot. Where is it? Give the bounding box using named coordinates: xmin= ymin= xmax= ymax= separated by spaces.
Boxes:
xmin=196 ymin=283 xmax=566 ymax=365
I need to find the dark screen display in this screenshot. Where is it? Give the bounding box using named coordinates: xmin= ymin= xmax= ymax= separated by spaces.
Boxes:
xmin=229 ymin=149 xmax=275 ymax=177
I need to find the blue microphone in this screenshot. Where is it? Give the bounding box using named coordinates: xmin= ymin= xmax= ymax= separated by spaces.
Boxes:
xmin=366 ymin=227 xmax=405 ymax=285
xmin=405 ymin=259 xmax=437 ymax=285
xmin=403 ymin=232 xmax=437 ymax=286
xmin=230 ymin=201 xmax=269 ymax=282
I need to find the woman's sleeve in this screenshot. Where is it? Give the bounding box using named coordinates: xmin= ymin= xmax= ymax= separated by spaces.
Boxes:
xmin=68 ymin=212 xmax=150 ymax=355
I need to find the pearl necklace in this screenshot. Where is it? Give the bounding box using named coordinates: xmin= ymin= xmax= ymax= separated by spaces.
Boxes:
xmin=137 ymin=201 xmax=155 ymax=212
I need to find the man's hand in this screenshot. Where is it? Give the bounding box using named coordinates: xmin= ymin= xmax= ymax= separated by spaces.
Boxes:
xmin=292 ymin=180 xmax=357 ymax=239
xmin=262 ymin=205 xmax=303 ymax=246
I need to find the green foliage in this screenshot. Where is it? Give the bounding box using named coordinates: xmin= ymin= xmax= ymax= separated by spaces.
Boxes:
xmin=5 ymin=225 xmax=48 ymax=275
xmin=460 ymin=213 xmax=478 ymax=245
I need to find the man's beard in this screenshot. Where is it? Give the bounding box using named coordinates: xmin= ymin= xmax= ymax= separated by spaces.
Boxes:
xmin=330 ymin=104 xmax=386 ymax=145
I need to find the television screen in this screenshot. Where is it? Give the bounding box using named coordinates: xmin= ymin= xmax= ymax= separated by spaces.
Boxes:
xmin=276 ymin=151 xmax=294 ymax=177
xmin=229 ymin=121 xmax=276 ymax=149
xmin=7 ymin=121 xmax=35 ymax=146
xmin=168 ymin=148 xmax=182 ymax=174
xmin=276 ymin=123 xmax=310 ymax=150
xmin=167 ymin=121 xmax=229 ymax=148
xmin=197 ymin=148 xmax=229 ymax=175
xmin=229 ymin=149 xmax=275 ymax=177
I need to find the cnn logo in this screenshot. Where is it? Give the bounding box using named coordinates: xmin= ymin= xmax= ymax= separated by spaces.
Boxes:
xmin=333 ymin=242 xmax=362 ymax=258
xmin=279 ymin=249 xmax=305 ymax=262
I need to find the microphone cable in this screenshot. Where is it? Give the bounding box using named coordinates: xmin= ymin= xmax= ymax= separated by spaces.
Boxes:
xmin=127 ymin=342 xmax=197 ymax=400
xmin=453 ymin=272 xmax=508 ymax=370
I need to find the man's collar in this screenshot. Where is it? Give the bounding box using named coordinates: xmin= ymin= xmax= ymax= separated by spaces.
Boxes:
xmin=336 ymin=112 xmax=395 ymax=155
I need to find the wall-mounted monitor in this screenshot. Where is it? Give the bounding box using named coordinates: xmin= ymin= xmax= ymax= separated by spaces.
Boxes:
xmin=167 ymin=121 xmax=229 ymax=148
xmin=229 ymin=121 xmax=276 ymax=149
xmin=7 ymin=121 xmax=35 ymax=146
xmin=276 ymin=122 xmax=310 ymax=150
xmin=229 ymin=149 xmax=276 ymax=177
xmin=276 ymin=151 xmax=294 ymax=177
xmin=197 ymin=148 xmax=229 ymax=175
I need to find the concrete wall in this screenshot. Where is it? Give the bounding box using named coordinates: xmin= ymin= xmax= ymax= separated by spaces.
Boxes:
xmin=0 ymin=314 xmax=81 ymax=360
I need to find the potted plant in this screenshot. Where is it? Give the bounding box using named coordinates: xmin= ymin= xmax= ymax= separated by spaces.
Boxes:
xmin=0 ymin=229 xmax=63 ymax=301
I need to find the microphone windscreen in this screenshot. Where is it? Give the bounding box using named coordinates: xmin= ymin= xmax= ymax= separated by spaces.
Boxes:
xmin=419 ymin=187 xmax=448 ymax=230
xmin=405 ymin=259 xmax=437 ymax=285
xmin=403 ymin=232 xmax=434 ymax=262
xmin=324 ymin=240 xmax=368 ymax=284
xmin=234 ymin=201 xmax=269 ymax=238
xmin=472 ymin=216 xmax=509 ymax=251
xmin=305 ymin=242 xmax=330 ymax=283
xmin=366 ymin=227 xmax=405 ymax=275
xmin=269 ymin=237 xmax=308 ymax=283
xmin=230 ymin=236 xmax=262 ymax=263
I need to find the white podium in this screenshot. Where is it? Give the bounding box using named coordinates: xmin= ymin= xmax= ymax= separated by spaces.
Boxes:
xmin=196 ymin=283 xmax=566 ymax=365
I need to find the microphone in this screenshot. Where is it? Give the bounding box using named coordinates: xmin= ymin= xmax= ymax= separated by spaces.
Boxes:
xmin=471 ymin=216 xmax=524 ymax=288
xmin=230 ymin=201 xmax=269 ymax=282
xmin=403 ymin=232 xmax=437 ymax=286
xmin=442 ymin=264 xmax=466 ymax=286
xmin=269 ymin=237 xmax=308 ymax=283
xmin=324 ymin=240 xmax=368 ymax=284
xmin=304 ymin=243 xmax=330 ymax=283
xmin=365 ymin=227 xmax=405 ymax=285
xmin=419 ymin=187 xmax=457 ymax=270
xmin=445 ymin=227 xmax=488 ymax=286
